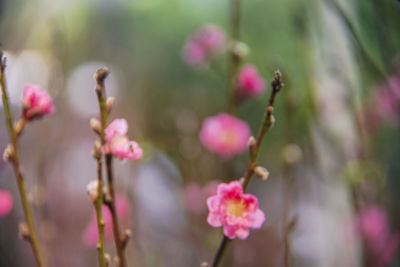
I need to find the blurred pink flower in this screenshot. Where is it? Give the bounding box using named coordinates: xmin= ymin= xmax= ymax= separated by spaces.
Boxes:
xmin=0 ymin=189 xmax=13 ymax=218
xmin=21 ymin=84 xmax=55 ymax=121
xmin=182 ymin=181 xmax=218 ymax=215
xmin=199 ymin=113 xmax=251 ymax=159
xmin=105 ymin=118 xmax=128 ymax=143
xmin=356 ymin=206 xmax=399 ymax=266
xmin=236 ymin=64 xmax=266 ymax=98
xmin=183 ymin=25 xmax=226 ymax=67
xmin=84 ymin=194 xmax=131 ymax=246
xmin=374 ymin=88 xmax=398 ymax=125
xmin=207 ymin=181 xmax=265 ymax=240
xmin=104 ymin=118 xmax=143 ymax=161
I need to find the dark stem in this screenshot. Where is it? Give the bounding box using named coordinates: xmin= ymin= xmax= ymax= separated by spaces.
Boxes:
xmin=0 ymin=50 xmax=46 ymax=267
xmin=212 ymin=237 xmax=231 ymax=267
xmin=211 ymin=71 xmax=284 ymax=267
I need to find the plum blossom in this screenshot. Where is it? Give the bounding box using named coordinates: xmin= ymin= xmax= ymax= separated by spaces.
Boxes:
xmin=21 ymin=84 xmax=55 ymax=121
xmin=355 ymin=206 xmax=399 ymax=266
xmin=199 ymin=113 xmax=251 ymax=159
xmin=236 ymin=64 xmax=266 ymax=99
xmin=182 ymin=181 xmax=218 ymax=215
xmin=183 ymin=25 xmax=226 ymax=67
xmin=84 ymin=194 xmax=131 ymax=246
xmin=104 ymin=118 xmax=143 ymax=161
xmin=207 ymin=181 xmax=265 ymax=240
xmin=0 ymin=189 xmax=13 ymax=218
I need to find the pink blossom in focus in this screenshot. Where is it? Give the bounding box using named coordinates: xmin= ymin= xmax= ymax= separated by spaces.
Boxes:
xmin=199 ymin=113 xmax=251 ymax=159
xmin=104 ymin=118 xmax=143 ymax=161
xmin=236 ymin=65 xmax=266 ymax=98
xmin=0 ymin=189 xmax=13 ymax=218
xmin=182 ymin=181 xmax=218 ymax=215
xmin=84 ymin=194 xmax=131 ymax=246
xmin=183 ymin=25 xmax=226 ymax=67
xmin=21 ymin=84 xmax=55 ymax=121
xmin=356 ymin=206 xmax=399 ymax=266
xmin=207 ymin=181 xmax=265 ymax=240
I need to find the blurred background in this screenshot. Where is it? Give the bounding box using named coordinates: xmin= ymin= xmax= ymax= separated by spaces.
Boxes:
xmin=0 ymin=0 xmax=400 ymax=266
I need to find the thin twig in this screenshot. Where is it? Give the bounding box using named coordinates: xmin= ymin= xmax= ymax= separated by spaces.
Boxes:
xmin=211 ymin=70 xmax=284 ymax=267
xmin=92 ymin=141 xmax=107 ymax=267
xmin=94 ymin=68 xmax=127 ymax=267
xmin=0 ymin=49 xmax=46 ymax=267
xmin=226 ymin=0 xmax=242 ymax=114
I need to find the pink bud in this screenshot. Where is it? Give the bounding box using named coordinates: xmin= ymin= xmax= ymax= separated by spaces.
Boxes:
xmin=21 ymin=84 xmax=55 ymax=121
xmin=236 ymin=65 xmax=266 ymax=98
xmin=0 ymin=189 xmax=13 ymax=218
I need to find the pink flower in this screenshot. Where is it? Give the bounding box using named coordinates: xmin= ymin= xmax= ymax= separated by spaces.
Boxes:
xmin=356 ymin=206 xmax=399 ymax=266
xmin=374 ymin=88 xmax=398 ymax=125
xmin=105 ymin=119 xmax=128 ymax=143
xmin=183 ymin=25 xmax=226 ymax=67
xmin=182 ymin=181 xmax=218 ymax=215
xmin=199 ymin=113 xmax=251 ymax=159
xmin=207 ymin=181 xmax=265 ymax=240
xmin=104 ymin=118 xmax=143 ymax=161
xmin=84 ymin=194 xmax=131 ymax=246
xmin=0 ymin=189 xmax=13 ymax=218
xmin=236 ymin=65 xmax=266 ymax=98
xmin=21 ymin=84 xmax=55 ymax=121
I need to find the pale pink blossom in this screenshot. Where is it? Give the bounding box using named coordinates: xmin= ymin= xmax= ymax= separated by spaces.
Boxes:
xmin=236 ymin=65 xmax=266 ymax=98
xmin=21 ymin=84 xmax=55 ymax=121
xmin=199 ymin=113 xmax=251 ymax=159
xmin=182 ymin=181 xmax=218 ymax=214
xmin=207 ymin=181 xmax=265 ymax=240
xmin=104 ymin=118 xmax=143 ymax=161
xmin=0 ymin=189 xmax=13 ymax=218
xmin=84 ymin=194 xmax=131 ymax=246
xmin=105 ymin=118 xmax=128 ymax=143
xmin=355 ymin=206 xmax=399 ymax=266
xmin=183 ymin=25 xmax=226 ymax=67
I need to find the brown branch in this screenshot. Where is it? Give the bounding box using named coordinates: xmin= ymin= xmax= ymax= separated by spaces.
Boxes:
xmin=0 ymin=49 xmax=46 ymax=267
xmin=211 ymin=70 xmax=284 ymax=267
xmin=94 ymin=68 xmax=128 ymax=267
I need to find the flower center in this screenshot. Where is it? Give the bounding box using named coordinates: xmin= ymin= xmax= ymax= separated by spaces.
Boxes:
xmin=221 ymin=130 xmax=238 ymax=147
xmin=227 ymin=200 xmax=246 ymax=217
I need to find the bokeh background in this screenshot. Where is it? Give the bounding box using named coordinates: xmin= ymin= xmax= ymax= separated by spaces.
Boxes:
xmin=0 ymin=0 xmax=400 ymax=266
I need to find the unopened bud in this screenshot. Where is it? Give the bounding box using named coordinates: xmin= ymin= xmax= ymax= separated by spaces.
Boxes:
xmin=122 ymin=228 xmax=132 ymax=248
xmin=247 ymin=136 xmax=256 ymax=147
xmin=92 ymin=140 xmax=102 ymax=159
xmin=104 ymin=253 xmax=111 ymax=266
xmin=90 ymin=118 xmax=101 ymax=135
xmin=94 ymin=67 xmax=110 ymax=83
xmin=254 ymin=166 xmax=270 ymax=180
xmin=3 ymin=144 xmax=14 ymax=162
xmin=106 ymin=97 xmax=115 ymax=113
xmin=239 ymin=177 xmax=245 ymax=185
xmin=201 ymin=262 xmax=209 ymax=267
xmin=19 ymin=222 xmax=30 ymax=241
xmin=231 ymin=41 xmax=249 ymax=59
xmin=86 ymin=180 xmax=99 ymax=202
xmin=14 ymin=119 xmax=26 ymax=137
